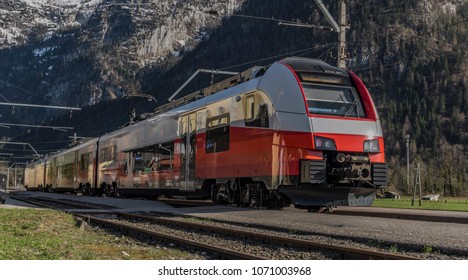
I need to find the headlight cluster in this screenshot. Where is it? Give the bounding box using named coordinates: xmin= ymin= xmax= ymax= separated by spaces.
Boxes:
xmin=363 ymin=139 xmax=380 ymax=152
xmin=314 ymin=136 xmax=380 ymax=152
xmin=314 ymin=136 xmax=336 ymax=150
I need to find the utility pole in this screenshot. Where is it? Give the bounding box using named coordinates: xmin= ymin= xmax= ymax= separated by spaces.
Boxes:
xmin=412 ymin=163 xmax=422 ymax=206
xmin=337 ymin=0 xmax=348 ymax=69
xmin=314 ymin=0 xmax=348 ymax=69
xmin=406 ymin=134 xmax=410 ymax=194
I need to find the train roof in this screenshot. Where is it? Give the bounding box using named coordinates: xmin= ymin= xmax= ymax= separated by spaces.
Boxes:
xmin=100 ymin=57 xmax=346 ymax=142
xmin=280 ymin=57 xmax=348 ymax=76
xmin=27 ymin=137 xmax=99 ymax=164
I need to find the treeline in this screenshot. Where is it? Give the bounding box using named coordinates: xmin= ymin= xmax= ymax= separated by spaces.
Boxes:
xmin=140 ymin=0 xmax=467 ymax=195
xmin=347 ymin=0 xmax=467 ymax=195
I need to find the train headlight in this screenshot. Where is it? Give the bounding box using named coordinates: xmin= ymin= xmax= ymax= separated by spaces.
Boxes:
xmin=314 ymin=136 xmax=336 ymax=150
xmin=363 ymin=139 xmax=380 ymax=153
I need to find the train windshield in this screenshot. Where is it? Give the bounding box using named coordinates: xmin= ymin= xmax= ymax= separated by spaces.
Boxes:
xmin=302 ymin=84 xmax=366 ymax=118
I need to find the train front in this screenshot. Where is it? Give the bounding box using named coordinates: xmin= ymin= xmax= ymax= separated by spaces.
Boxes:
xmin=260 ymin=57 xmax=387 ymax=208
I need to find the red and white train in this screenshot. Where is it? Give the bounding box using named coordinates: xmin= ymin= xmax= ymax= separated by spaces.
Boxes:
xmin=24 ymin=57 xmax=386 ymax=210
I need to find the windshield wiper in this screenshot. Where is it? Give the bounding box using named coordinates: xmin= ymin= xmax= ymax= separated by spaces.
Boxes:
xmin=341 ymin=99 xmax=359 ymax=117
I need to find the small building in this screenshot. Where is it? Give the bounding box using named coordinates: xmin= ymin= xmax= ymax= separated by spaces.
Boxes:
xmin=421 ymin=194 xmax=439 ymax=201
xmin=383 ymin=191 xmax=400 ymax=199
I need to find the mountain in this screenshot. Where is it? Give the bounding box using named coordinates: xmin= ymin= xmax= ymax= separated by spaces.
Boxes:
xmin=0 ymin=0 xmax=466 ymax=194
xmin=0 ymin=0 xmax=243 ymax=115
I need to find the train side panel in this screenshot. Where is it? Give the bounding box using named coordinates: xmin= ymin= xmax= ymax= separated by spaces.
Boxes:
xmin=97 ymin=113 xmax=181 ymax=197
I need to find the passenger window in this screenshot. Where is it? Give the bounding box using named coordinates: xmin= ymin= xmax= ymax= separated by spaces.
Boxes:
xmin=245 ymin=103 xmax=269 ymax=128
xmin=179 ymin=116 xmax=188 ymax=136
xmin=132 ymin=151 xmax=152 ymax=173
xmin=206 ymin=114 xmax=230 ymax=153
xmin=80 ymin=152 xmax=91 ymax=171
xmin=245 ymin=95 xmax=255 ymax=120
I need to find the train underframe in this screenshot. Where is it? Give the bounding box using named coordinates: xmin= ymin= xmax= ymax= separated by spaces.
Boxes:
xmin=208 ymin=151 xmax=387 ymax=211
xmin=209 ymin=179 xmax=291 ymax=210
xmin=27 ymin=153 xmax=386 ymax=212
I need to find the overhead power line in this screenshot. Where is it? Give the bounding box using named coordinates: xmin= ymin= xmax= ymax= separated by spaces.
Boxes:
xmin=226 ymin=13 xmax=334 ymax=31
xmin=0 ymin=122 xmax=73 ymax=131
xmin=0 ymin=79 xmax=69 ymax=107
xmin=220 ymin=43 xmax=335 ymax=71
xmin=0 ymin=102 xmax=81 ymax=111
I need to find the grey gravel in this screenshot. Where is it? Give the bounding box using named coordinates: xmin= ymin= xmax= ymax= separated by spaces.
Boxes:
xmin=171 ymin=206 xmax=468 ymax=259
xmin=112 ymin=218 xmax=341 ymax=260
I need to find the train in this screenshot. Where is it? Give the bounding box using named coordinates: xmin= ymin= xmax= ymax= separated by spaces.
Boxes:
xmin=24 ymin=57 xmax=387 ymax=211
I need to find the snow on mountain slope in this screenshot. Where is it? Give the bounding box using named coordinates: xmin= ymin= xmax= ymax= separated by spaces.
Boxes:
xmin=0 ymin=0 xmax=103 ymax=48
xmin=0 ymin=0 xmax=245 ymax=109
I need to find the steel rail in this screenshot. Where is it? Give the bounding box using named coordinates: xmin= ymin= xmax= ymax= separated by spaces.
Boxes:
xmin=75 ymin=214 xmax=265 ymax=260
xmin=122 ymin=212 xmax=420 ymax=260
xmin=158 ymin=198 xmax=215 ymax=207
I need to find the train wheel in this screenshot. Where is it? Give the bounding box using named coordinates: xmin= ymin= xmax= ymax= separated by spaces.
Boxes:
xmin=113 ymin=184 xmax=122 ymax=198
xmin=266 ymin=194 xmax=282 ymax=210
xmin=85 ymin=183 xmax=91 ymax=196
xmin=266 ymin=191 xmax=289 ymax=210
xmin=211 ymin=184 xmax=229 ymax=204
xmin=81 ymin=184 xmax=89 ymax=195
xmin=102 ymin=183 xmax=111 ymax=197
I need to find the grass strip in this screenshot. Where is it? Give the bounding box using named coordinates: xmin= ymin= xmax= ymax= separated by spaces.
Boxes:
xmin=0 ymin=209 xmax=202 ymax=260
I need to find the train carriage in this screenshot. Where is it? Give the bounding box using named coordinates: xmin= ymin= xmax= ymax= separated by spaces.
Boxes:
xmin=97 ymin=109 xmax=180 ymax=197
xmin=27 ymin=139 xmax=99 ymax=194
xmin=25 ymin=57 xmax=387 ymax=210
xmin=24 ymin=157 xmax=46 ymax=191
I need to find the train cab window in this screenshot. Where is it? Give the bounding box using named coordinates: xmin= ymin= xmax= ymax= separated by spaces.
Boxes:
xmin=206 ymin=114 xmax=230 ymax=153
xmin=302 ymin=84 xmax=366 ymax=118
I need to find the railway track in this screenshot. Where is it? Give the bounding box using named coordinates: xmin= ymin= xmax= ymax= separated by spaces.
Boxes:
xmin=115 ymin=212 xmax=420 ymax=260
xmin=76 ymin=214 xmax=266 ymax=260
xmin=10 ymin=194 xmax=421 ymax=260
xmin=157 ymin=198 xmax=215 ymax=208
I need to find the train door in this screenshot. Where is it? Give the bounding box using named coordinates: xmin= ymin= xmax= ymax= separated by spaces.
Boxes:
xmin=179 ymin=113 xmax=197 ymax=191
xmin=74 ymin=150 xmax=79 ymax=188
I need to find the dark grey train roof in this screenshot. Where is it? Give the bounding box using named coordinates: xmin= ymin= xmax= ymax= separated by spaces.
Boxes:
xmin=280 ymin=57 xmax=348 ymax=76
